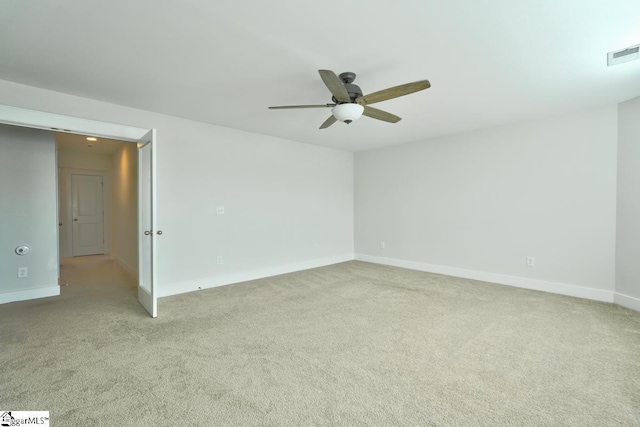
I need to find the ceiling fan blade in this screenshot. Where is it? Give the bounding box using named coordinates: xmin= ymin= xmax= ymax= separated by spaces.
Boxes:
xmin=357 ymin=80 xmax=431 ymax=105
xmin=319 ymin=115 xmax=337 ymax=129
xmin=269 ymin=104 xmax=335 ymax=109
xmin=362 ymin=106 xmax=402 ymax=123
xmin=318 ymin=70 xmax=351 ymax=103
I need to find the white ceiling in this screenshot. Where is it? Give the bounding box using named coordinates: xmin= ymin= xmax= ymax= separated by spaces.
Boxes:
xmin=56 ymin=133 xmax=125 ymax=155
xmin=1 ymin=1 xmax=639 ymax=152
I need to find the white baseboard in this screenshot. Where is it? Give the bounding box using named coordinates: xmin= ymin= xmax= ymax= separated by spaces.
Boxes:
xmin=355 ymin=254 xmax=615 ymax=303
xmin=160 ymin=254 xmax=354 ymax=298
xmin=111 ymin=253 xmax=138 ymax=281
xmin=0 ymin=285 xmax=60 ymax=305
xmin=614 ymin=292 xmax=640 ymax=312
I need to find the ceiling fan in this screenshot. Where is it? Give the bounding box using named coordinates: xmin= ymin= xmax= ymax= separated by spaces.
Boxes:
xmin=269 ymin=70 xmax=431 ymax=129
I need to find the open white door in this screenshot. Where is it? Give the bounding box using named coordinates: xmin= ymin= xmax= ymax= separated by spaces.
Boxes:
xmin=138 ymin=129 xmax=157 ymax=317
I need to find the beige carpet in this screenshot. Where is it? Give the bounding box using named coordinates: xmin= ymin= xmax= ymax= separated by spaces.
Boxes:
xmin=1 ymin=256 xmax=639 ymax=426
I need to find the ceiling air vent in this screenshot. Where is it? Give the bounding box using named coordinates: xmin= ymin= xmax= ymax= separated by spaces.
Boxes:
xmin=607 ymin=44 xmax=639 ymax=66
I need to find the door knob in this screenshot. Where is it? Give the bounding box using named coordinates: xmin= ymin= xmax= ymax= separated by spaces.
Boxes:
xmin=74 ymin=219 xmax=78 ymax=222
xmin=144 ymin=230 xmax=151 ymax=235
xmin=157 ymin=230 xmax=163 ymax=235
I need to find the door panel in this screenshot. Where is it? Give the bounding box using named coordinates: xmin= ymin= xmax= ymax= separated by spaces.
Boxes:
xmin=71 ymin=174 xmax=104 ymax=256
xmin=138 ymin=129 xmax=157 ymax=317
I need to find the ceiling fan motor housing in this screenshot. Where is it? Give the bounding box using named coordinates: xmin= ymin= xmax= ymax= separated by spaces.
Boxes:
xmin=329 ymin=71 xmax=363 ymax=104
xmin=332 ymin=83 xmax=363 ymax=103
xmin=345 ymin=83 xmax=363 ymax=101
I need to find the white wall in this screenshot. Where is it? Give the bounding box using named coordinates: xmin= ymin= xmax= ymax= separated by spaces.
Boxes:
xmin=0 ymin=79 xmax=354 ymax=298
xmin=0 ymin=124 xmax=59 ymax=303
xmin=56 ymin=147 xmax=113 ymax=171
xmin=111 ymin=142 xmax=138 ymax=277
xmin=157 ymin=121 xmax=354 ymax=295
xmin=355 ymin=106 xmax=618 ymax=301
xmin=615 ymin=96 xmax=640 ymax=311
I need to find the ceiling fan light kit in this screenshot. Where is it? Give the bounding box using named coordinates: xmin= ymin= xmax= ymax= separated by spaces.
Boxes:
xmin=332 ymin=103 xmax=364 ymax=124
xmin=269 ymin=70 xmax=431 ymax=129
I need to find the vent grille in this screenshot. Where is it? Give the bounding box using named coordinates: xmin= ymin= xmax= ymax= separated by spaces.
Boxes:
xmin=608 ymin=44 xmax=640 ymax=66
xmin=613 ymin=46 xmax=639 ymax=59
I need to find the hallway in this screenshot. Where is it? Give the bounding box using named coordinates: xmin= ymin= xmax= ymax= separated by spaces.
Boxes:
xmin=2 ymin=255 xmax=144 ymax=319
xmin=58 ymin=255 xmax=142 ymax=311
xmin=60 ymin=255 xmax=136 ymax=297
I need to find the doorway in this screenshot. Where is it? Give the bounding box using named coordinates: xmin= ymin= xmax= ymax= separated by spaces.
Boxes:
xmin=56 ymin=133 xmax=128 ymax=262
xmin=56 ymin=133 xmax=140 ymax=309
xmin=0 ymin=104 xmax=158 ymax=317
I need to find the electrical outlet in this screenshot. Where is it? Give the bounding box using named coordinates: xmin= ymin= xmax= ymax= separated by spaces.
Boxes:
xmin=217 ymin=256 xmax=223 ymax=265
xmin=216 ymin=206 xmax=225 ymax=215
xmin=380 ymin=241 xmax=385 ymax=249
xmin=526 ymin=257 xmax=535 ymax=267
xmin=18 ymin=267 xmax=28 ymax=278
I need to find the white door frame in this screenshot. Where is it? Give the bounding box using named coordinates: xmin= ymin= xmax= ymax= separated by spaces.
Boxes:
xmin=64 ymin=169 xmax=110 ymax=257
xmin=0 ymin=104 xmax=159 ymax=317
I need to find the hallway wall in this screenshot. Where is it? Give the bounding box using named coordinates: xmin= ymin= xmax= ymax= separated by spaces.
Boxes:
xmin=111 ymin=142 xmax=138 ymax=277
